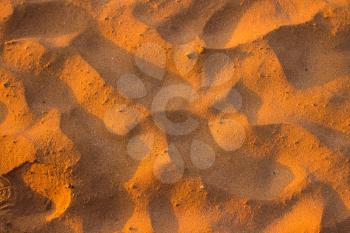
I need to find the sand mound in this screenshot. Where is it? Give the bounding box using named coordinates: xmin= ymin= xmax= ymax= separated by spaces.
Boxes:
xmin=0 ymin=0 xmax=350 ymax=232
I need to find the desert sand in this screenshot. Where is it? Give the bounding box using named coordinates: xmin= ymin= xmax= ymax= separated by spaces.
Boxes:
xmin=0 ymin=0 xmax=350 ymax=232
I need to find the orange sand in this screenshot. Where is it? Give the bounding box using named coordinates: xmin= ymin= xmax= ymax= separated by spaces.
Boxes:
xmin=0 ymin=0 xmax=350 ymax=232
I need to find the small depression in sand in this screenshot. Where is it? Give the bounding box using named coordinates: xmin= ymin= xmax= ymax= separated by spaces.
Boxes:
xmin=205 ymin=155 xmax=294 ymax=200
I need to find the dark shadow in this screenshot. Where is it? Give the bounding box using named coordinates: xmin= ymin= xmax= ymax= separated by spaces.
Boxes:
xmin=60 ymin=106 xmax=135 ymax=233
xmin=328 ymin=217 xmax=350 ymax=233
xmin=149 ymin=196 xmax=178 ymax=233
xmin=267 ymin=13 xmax=350 ymax=90
xmin=133 ymin=0 xmax=229 ymax=45
xmin=201 ymin=0 xmax=254 ymax=48
xmin=4 ymin=1 xmax=92 ymax=40
xmin=71 ymin=28 xmax=132 ymax=89
xmin=133 ymin=0 xmax=257 ymax=48
xmin=328 ymin=87 xmax=350 ymax=108
xmin=235 ymin=80 xmax=262 ymax=124
xmin=319 ymin=183 xmax=350 ymax=233
xmin=0 ymin=101 xmax=7 ymax=124
xmin=34 ymin=220 xmax=75 ymax=233
xmin=302 ymin=121 xmax=350 ymax=155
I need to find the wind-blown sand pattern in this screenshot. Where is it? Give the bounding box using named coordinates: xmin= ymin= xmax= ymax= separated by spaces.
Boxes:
xmin=0 ymin=0 xmax=350 ymax=232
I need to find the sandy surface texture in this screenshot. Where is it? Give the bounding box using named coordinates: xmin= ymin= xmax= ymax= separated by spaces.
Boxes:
xmin=0 ymin=0 xmax=350 ymax=232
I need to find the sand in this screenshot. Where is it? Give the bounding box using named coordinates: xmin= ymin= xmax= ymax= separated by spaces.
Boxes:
xmin=0 ymin=0 xmax=350 ymax=232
